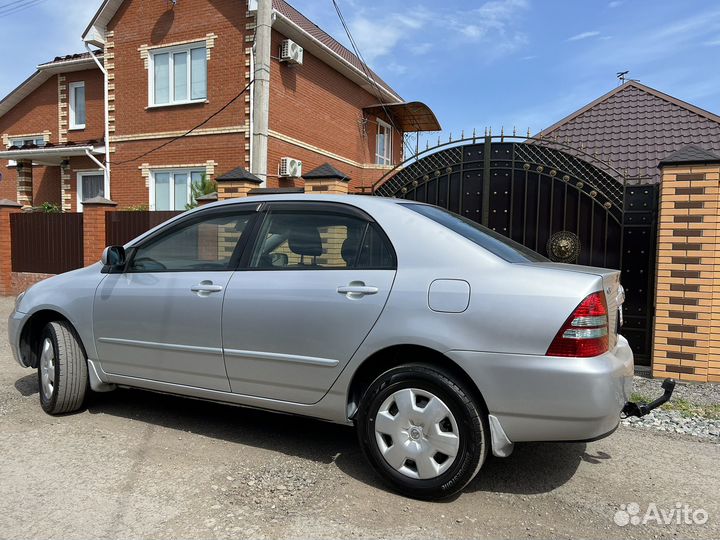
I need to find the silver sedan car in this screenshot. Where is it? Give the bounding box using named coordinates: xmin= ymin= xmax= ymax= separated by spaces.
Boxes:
xmin=9 ymin=194 xmax=635 ymax=499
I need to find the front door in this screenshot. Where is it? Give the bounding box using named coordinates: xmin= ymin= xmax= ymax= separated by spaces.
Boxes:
xmin=222 ymin=202 xmax=397 ymax=404
xmin=94 ymin=207 xmax=257 ymax=390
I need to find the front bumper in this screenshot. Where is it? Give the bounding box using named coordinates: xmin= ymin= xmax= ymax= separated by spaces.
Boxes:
xmin=447 ymin=335 xmax=634 ymax=443
xmin=8 ymin=309 xmax=27 ymax=367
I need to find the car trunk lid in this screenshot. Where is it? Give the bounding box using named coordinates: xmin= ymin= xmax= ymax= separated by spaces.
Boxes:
xmin=520 ymin=262 xmax=623 ymax=349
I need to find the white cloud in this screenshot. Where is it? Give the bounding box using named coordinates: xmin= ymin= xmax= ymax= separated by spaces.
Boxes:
xmin=567 ymin=31 xmax=601 ymax=41
xmin=704 ymin=38 xmax=720 ymax=46
xmin=348 ymin=10 xmax=432 ymax=63
xmin=608 ymin=1 xmax=623 ymax=7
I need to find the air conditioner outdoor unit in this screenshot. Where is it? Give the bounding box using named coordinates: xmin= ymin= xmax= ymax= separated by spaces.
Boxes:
xmin=279 ymin=157 xmax=302 ymax=177
xmin=279 ymin=39 xmax=304 ymax=65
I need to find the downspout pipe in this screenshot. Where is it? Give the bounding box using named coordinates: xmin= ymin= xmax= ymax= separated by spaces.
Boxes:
xmin=85 ymin=42 xmax=111 ymax=198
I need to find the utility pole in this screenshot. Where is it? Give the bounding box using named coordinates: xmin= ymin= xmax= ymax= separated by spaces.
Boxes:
xmin=251 ymin=0 xmax=271 ymax=186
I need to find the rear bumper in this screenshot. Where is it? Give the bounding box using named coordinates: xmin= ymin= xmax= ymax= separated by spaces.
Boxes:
xmin=447 ymin=335 xmax=634 ymax=443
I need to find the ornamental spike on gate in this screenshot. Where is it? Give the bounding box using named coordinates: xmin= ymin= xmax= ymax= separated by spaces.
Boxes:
xmin=513 ymin=126 xmax=517 ymax=137
xmin=527 ymin=127 xmax=531 ymax=138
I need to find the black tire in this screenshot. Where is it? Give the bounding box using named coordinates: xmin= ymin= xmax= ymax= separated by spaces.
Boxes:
xmin=37 ymin=321 xmax=88 ymax=415
xmin=355 ymin=364 xmax=489 ymax=500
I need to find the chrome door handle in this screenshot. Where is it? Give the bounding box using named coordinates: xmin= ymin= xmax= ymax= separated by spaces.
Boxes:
xmin=191 ymin=281 xmax=223 ymax=296
xmin=337 ymin=285 xmax=379 ymax=296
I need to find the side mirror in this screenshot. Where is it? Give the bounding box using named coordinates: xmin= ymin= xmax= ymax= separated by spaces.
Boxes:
xmin=101 ymin=246 xmax=126 ymax=267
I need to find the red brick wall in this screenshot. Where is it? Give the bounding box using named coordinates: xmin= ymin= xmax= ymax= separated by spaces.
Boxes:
xmin=110 ymin=133 xmax=245 ymax=209
xmin=65 ymin=69 xmax=105 ymax=143
xmin=268 ymin=29 xmax=402 ymax=190
xmin=0 ymin=76 xmax=58 ymax=202
xmin=108 ymin=0 xmax=248 ymax=136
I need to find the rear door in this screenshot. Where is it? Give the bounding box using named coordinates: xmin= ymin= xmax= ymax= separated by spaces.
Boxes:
xmin=221 ymin=202 xmax=397 ymax=404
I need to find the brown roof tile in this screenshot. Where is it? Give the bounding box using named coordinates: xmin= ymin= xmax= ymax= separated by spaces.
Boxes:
xmin=535 ymin=81 xmax=720 ymax=183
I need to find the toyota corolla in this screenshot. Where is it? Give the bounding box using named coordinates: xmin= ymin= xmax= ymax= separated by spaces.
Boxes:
xmin=9 ymin=194 xmax=669 ymax=499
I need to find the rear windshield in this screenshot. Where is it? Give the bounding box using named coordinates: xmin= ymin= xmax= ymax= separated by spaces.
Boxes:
xmin=403 ymin=203 xmax=548 ymax=263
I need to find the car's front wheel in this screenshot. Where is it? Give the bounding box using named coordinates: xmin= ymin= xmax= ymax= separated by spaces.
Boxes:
xmin=355 ymin=364 xmax=489 ymax=500
xmin=38 ymin=321 xmax=88 ymax=415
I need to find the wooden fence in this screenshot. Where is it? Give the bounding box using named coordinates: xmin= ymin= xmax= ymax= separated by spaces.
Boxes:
xmin=10 ymin=213 xmax=84 ymax=274
xmin=105 ymin=211 xmax=183 ymax=246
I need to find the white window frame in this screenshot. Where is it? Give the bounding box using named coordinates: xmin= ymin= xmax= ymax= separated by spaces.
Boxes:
xmin=76 ymin=170 xmax=110 ymax=212
xmin=375 ymin=119 xmax=393 ymax=166
xmin=7 ymin=136 xmax=46 ymax=167
xmin=68 ymin=81 xmax=86 ymax=130
xmin=148 ymin=168 xmax=205 ymax=211
xmin=148 ymin=42 xmax=207 ymax=108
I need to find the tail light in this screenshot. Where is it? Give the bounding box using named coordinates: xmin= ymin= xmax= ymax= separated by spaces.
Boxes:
xmin=547 ymin=291 xmax=609 ymax=357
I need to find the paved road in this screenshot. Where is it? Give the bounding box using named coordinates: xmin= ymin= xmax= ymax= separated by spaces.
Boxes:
xmin=0 ymin=296 xmax=718 ymax=539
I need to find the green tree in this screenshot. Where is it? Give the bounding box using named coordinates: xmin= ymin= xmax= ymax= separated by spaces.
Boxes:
xmin=186 ymin=174 xmax=217 ymax=210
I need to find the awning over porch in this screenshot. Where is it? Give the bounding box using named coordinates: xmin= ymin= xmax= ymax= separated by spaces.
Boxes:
xmin=362 ymin=101 xmax=441 ymax=132
xmin=0 ymin=142 xmax=105 ymax=166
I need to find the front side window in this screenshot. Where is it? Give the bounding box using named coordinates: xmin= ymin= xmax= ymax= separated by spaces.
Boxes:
xmin=129 ymin=212 xmax=253 ymax=272
xmin=250 ymin=210 xmax=395 ymax=270
xmin=152 ymin=169 xmax=204 ymax=211
xmin=69 ymin=81 xmax=86 ymax=129
xmin=375 ymin=119 xmax=392 ymax=165
xmin=151 ymin=44 xmax=207 ymax=106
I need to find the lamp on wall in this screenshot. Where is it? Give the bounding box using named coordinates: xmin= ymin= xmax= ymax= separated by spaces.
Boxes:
xmin=61 ymin=159 xmax=70 ymax=173
xmin=15 ymin=161 xmax=24 ymax=173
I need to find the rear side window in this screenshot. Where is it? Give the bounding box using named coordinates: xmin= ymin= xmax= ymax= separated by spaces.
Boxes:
xmin=403 ymin=203 xmax=548 ymax=263
xmin=250 ymin=210 xmax=395 ymax=270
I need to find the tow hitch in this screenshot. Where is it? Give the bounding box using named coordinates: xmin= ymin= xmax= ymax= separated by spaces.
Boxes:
xmin=621 ymin=378 xmax=676 ymax=418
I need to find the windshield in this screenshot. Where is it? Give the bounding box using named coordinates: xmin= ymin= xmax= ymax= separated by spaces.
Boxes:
xmin=402 ymin=203 xmax=549 ymax=263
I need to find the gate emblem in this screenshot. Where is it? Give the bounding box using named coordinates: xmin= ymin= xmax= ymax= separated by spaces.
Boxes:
xmin=547 ymin=231 xmax=581 ymax=263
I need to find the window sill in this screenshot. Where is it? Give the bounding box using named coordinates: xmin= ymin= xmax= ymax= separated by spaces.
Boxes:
xmin=146 ymin=100 xmax=209 ymax=110
xmin=69 ymin=126 xmax=86 ymax=131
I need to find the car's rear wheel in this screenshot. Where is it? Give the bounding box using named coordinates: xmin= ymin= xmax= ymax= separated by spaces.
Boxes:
xmin=355 ymin=364 xmax=488 ymax=500
xmin=38 ymin=321 xmax=88 ymax=415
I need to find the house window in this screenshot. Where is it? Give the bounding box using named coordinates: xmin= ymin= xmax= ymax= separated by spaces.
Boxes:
xmin=9 ymin=137 xmax=46 ymax=148
xmin=69 ymin=82 xmax=86 ymax=129
xmin=77 ymin=171 xmax=108 ymax=211
xmin=151 ymin=169 xmax=205 ymax=211
xmin=375 ymin=119 xmax=392 ymax=165
xmin=150 ymin=44 xmax=207 ymax=106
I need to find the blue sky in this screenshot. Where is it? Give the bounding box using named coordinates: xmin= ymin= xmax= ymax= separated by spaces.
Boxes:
xmin=1 ymin=0 xmax=719 ymax=151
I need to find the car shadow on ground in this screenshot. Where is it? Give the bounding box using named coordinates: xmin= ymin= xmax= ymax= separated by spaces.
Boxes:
xmin=17 ymin=380 xmax=599 ymax=497
xmin=14 ymin=373 xmax=38 ymax=397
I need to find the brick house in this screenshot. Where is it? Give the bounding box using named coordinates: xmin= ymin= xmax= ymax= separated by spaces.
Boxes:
xmin=0 ymin=0 xmax=439 ymax=211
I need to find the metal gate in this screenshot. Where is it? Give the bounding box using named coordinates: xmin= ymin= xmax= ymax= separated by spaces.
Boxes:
xmin=373 ymin=135 xmax=657 ymax=364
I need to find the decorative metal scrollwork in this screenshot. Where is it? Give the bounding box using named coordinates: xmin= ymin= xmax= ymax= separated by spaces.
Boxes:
xmin=547 ymin=231 xmax=581 ymax=263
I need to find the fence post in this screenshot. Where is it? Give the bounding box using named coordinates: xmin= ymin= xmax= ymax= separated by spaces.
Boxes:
xmin=0 ymin=199 xmax=22 ymax=296
xmin=302 ymin=163 xmax=351 ymax=194
xmin=654 ymin=151 xmax=720 ymax=383
xmin=216 ymin=167 xmax=262 ymax=200
xmin=82 ymin=197 xmax=117 ymax=266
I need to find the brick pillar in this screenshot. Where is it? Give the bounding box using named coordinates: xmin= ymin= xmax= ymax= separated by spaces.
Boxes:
xmin=16 ymin=161 xmax=33 ymax=207
xmin=0 ymin=199 xmax=22 ymax=296
xmin=303 ymin=178 xmax=350 ymax=194
xmin=196 ymin=192 xmax=218 ymax=206
xmin=302 ymin=163 xmax=351 ymax=194
xmin=653 ymin=156 xmax=720 ymax=383
xmin=216 ymin=180 xmax=262 ymax=200
xmin=82 ymin=197 xmax=117 ymax=266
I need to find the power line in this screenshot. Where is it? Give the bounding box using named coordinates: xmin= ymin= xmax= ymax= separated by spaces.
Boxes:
xmin=112 ymin=79 xmax=254 ymax=168
xmin=330 ymin=0 xmax=418 ymax=159
xmin=0 ymin=0 xmax=47 ymax=18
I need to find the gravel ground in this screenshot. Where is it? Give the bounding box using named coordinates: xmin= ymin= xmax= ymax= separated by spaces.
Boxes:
xmin=632 ymin=375 xmax=720 ymax=407
xmin=621 ymin=376 xmax=720 ymax=441
xmin=1 ymin=296 xmax=719 ymax=539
